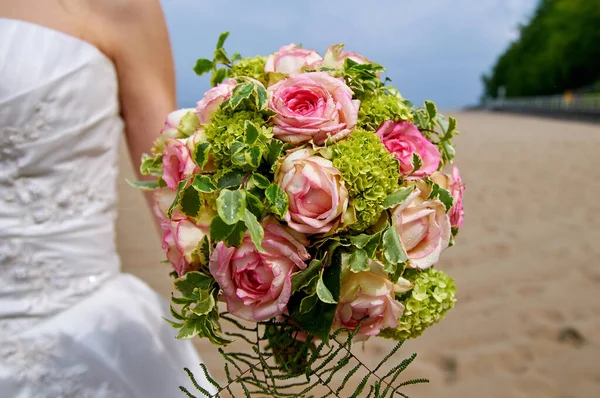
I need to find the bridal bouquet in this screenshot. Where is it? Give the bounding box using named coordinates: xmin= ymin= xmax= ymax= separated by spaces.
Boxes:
xmin=132 ymin=32 xmax=464 ymax=398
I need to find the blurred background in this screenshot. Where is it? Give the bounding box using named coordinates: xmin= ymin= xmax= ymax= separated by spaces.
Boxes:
xmin=117 ymin=0 xmax=600 ymax=397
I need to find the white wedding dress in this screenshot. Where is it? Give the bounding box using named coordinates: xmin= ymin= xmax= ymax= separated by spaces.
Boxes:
xmin=0 ymin=19 xmax=215 ymax=397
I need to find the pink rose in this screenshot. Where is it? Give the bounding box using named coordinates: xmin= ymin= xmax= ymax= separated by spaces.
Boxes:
xmin=269 ymin=72 xmax=360 ymax=145
xmin=195 ymin=78 xmax=237 ymax=124
xmin=265 ymin=44 xmax=322 ymax=75
xmin=276 ymin=148 xmax=349 ymax=234
xmin=391 ymin=188 xmax=451 ymax=270
xmin=431 ymin=167 xmax=465 ymax=229
xmin=153 ymin=190 xmax=212 ymax=277
xmin=334 ymin=261 xmax=410 ymax=338
xmin=209 ymin=218 xmax=310 ymax=322
xmin=376 ymin=121 xmax=441 ymax=178
xmin=320 ymin=44 xmax=371 ymax=69
xmin=162 ymin=138 xmax=198 ymax=189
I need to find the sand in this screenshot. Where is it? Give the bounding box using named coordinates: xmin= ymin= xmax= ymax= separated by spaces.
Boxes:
xmin=116 ymin=111 xmax=600 ymax=397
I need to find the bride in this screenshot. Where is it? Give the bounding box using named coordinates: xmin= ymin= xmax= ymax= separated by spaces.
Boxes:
xmin=0 ymin=0 xmax=215 ymax=396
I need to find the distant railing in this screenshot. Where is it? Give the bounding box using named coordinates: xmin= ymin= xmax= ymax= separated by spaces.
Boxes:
xmin=484 ymin=92 xmax=600 ymax=115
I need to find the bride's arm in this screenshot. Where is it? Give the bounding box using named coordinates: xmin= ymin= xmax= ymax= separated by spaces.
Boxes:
xmin=90 ymin=0 xmax=177 ymax=222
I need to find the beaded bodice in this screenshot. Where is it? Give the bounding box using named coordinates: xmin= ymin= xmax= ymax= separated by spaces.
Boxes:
xmin=0 ymin=19 xmax=124 ymax=334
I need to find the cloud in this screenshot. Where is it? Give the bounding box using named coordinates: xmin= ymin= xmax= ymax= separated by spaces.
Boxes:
xmin=162 ymin=0 xmax=538 ymax=109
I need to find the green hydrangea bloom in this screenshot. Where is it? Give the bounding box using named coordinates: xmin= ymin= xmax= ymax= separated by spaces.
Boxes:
xmin=231 ymin=56 xmax=268 ymax=86
xmin=332 ymin=129 xmax=400 ymax=230
xmin=205 ymin=108 xmax=268 ymax=168
xmin=358 ymin=91 xmax=412 ymax=132
xmin=380 ymin=268 xmax=457 ymax=340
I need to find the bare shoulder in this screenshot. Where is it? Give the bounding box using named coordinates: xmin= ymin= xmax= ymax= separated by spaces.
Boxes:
xmin=83 ymin=0 xmax=170 ymax=60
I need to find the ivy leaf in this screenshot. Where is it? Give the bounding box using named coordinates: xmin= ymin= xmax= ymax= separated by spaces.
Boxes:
xmin=174 ymin=271 xmax=215 ymax=297
xmin=245 ymin=190 xmax=264 ymax=217
xmin=193 ymin=58 xmax=214 ymax=76
xmin=245 ymin=121 xmax=260 ymax=145
xmin=180 ymin=186 xmax=202 ymax=218
xmin=231 ymin=52 xmax=242 ymax=62
xmin=217 ymin=169 xmax=246 ymax=189
xmin=251 ymin=173 xmax=270 ymax=189
xmin=245 ymin=145 xmax=262 ymax=169
xmin=265 ymin=184 xmax=288 ymax=218
xmin=216 ymin=189 xmax=247 ymax=225
xmin=191 ymin=289 xmax=216 ymax=316
xmin=126 ymin=179 xmax=159 ymax=191
xmin=291 ymin=259 xmax=322 ymax=293
xmin=428 ymin=182 xmax=454 ymax=211
xmin=179 ymin=112 xmax=200 ymax=137
xmin=211 ymin=68 xmax=228 ymax=87
xmin=348 ymin=248 xmax=369 ymax=273
xmin=382 ymin=227 xmax=408 ymax=264
xmin=216 ymin=31 xmax=230 ymax=49
xmin=224 ymin=221 xmax=247 ymax=247
xmin=382 ymin=186 xmax=415 ymax=209
xmin=411 ymin=153 xmax=423 ymax=174
xmin=230 ymin=82 xmax=254 ymax=109
xmin=192 ymin=175 xmax=217 ymax=193
xmin=210 ymin=215 xmax=236 ymax=241
xmin=316 ymin=269 xmax=337 ymax=304
xmin=267 ymin=139 xmax=284 ymax=167
xmin=167 ymin=180 xmax=187 ymax=218
xmin=425 ymin=100 xmax=437 ymax=121
xmin=194 ymin=142 xmax=211 ymax=169
xmin=255 ymin=84 xmax=269 ymax=110
xmin=242 ymin=208 xmax=265 ymax=252
xmin=299 ymin=293 xmax=318 ymax=314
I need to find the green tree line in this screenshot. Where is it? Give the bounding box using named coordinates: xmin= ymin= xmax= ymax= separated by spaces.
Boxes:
xmin=482 ymin=0 xmax=600 ymax=99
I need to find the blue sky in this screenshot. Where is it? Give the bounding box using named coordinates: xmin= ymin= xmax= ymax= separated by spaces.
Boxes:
xmin=162 ymin=0 xmax=538 ymax=110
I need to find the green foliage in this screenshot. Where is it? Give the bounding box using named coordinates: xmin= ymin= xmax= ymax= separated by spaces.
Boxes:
xmin=482 ymin=0 xmax=600 ymax=98
xmin=380 ymin=268 xmax=457 ymax=341
xmin=332 ymin=129 xmax=401 ymax=231
xmin=204 ymin=109 xmax=271 ymax=169
xmin=230 ymin=55 xmax=269 ymax=86
xmin=412 ymin=103 xmax=458 ymax=166
xmin=179 ymin=315 xmax=428 ymax=398
xmin=357 ymin=90 xmax=412 ymax=131
xmin=265 ymin=184 xmax=288 ymax=218
xmin=341 ymin=59 xmax=386 ymax=100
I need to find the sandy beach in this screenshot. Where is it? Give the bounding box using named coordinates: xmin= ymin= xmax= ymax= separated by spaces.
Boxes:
xmin=116 ymin=111 xmax=600 ymax=397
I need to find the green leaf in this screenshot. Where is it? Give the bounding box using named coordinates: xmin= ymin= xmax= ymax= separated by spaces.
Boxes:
xmin=245 ymin=145 xmax=262 ymax=169
xmin=245 ymin=191 xmax=264 ymax=217
xmin=216 ymin=31 xmax=230 ymax=49
xmin=140 ymin=154 xmax=162 ymax=176
xmin=428 ymin=182 xmax=454 ymax=211
xmin=265 ymin=184 xmax=288 ymax=218
xmin=224 ymin=221 xmax=246 ymax=247
xmin=194 ymin=142 xmax=211 ymax=169
xmin=193 ymin=58 xmax=214 ymax=76
xmin=291 ymin=259 xmax=322 ymax=293
xmin=174 ymin=271 xmax=215 ymax=297
xmin=299 ymin=293 xmax=319 ymax=314
xmin=167 ymin=180 xmax=187 ymax=218
xmin=180 ymin=186 xmax=202 ymax=217
xmin=216 ymin=189 xmax=247 ymax=225
xmin=214 ymin=47 xmax=230 ymax=65
xmin=192 ymin=175 xmax=217 ymax=193
xmin=425 ymin=100 xmax=437 ymax=120
xmin=242 ymin=208 xmax=265 ymax=252
xmin=211 ymin=67 xmax=228 ymax=87
xmin=317 ymin=269 xmax=337 ymax=304
xmin=411 ymin=153 xmax=423 ymax=173
xmin=126 ymin=179 xmax=159 ymax=191
xmin=209 ymin=215 xmax=236 ymax=241
xmin=289 ymin=248 xmax=341 ymax=342
xmin=255 ymin=84 xmax=269 ymax=110
xmin=348 ymin=248 xmax=369 ymax=273
xmin=217 ymin=169 xmax=246 ymax=189
xmin=267 ymin=139 xmax=284 ymax=166
xmin=191 ymin=289 xmax=216 ymax=316
xmin=176 ymin=319 xmax=199 ymax=339
xmin=382 ymin=186 xmax=415 ymax=209
xmin=230 ymin=82 xmax=254 ymax=109
xmin=383 ymin=227 xmax=408 ymax=264
xmin=179 ymin=111 xmax=200 ymax=137
xmin=446 ymin=116 xmax=457 ymax=137
xmin=244 ymin=121 xmax=260 ymax=145
xmin=251 ymin=173 xmax=270 ymax=189
xmin=231 ymin=52 xmax=242 ymax=62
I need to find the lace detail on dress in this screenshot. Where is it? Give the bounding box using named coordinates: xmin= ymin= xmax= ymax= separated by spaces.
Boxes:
xmin=0 ymin=336 xmax=128 ymax=398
